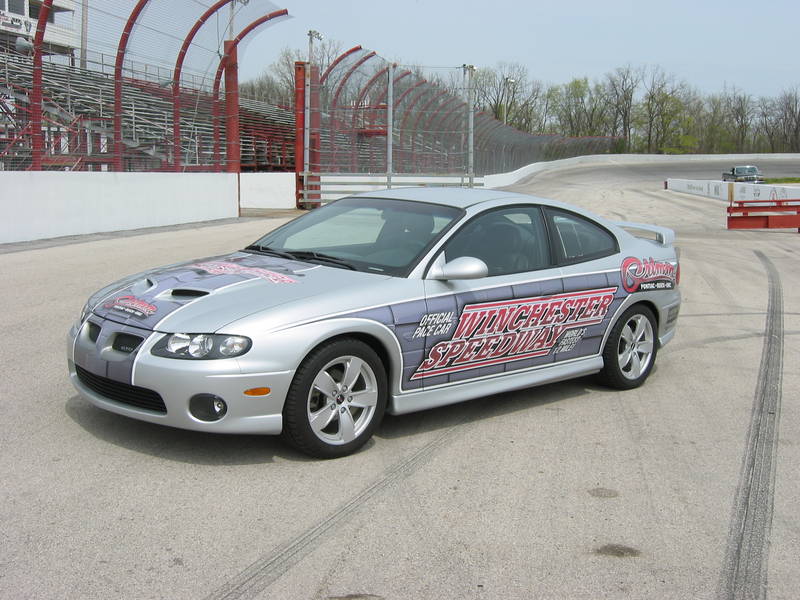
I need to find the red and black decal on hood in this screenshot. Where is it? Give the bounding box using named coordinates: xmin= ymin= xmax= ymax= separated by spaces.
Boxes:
xmin=91 ymin=253 xmax=304 ymax=330
xmin=103 ymin=295 xmax=158 ymax=320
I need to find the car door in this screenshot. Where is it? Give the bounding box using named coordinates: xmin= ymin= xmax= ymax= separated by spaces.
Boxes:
xmin=414 ymin=205 xmax=564 ymax=388
xmin=543 ymin=206 xmax=625 ymax=363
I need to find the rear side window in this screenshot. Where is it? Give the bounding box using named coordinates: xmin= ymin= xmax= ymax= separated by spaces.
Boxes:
xmin=545 ymin=208 xmax=618 ymax=264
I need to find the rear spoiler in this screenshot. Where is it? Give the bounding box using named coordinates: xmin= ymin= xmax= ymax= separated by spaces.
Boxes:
xmin=614 ymin=221 xmax=675 ymax=246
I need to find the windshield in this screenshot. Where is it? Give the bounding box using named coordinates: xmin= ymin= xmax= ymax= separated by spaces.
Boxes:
xmin=248 ymin=197 xmax=463 ymax=276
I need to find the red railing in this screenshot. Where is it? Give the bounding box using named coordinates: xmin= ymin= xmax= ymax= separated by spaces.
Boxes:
xmin=727 ymin=198 xmax=800 ymax=232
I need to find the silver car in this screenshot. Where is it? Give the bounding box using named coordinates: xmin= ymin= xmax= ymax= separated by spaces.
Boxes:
xmin=67 ymin=188 xmax=681 ymax=458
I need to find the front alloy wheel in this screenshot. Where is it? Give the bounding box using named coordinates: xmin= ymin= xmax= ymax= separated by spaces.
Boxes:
xmin=599 ymin=305 xmax=658 ymax=389
xmin=283 ymin=339 xmax=387 ymax=458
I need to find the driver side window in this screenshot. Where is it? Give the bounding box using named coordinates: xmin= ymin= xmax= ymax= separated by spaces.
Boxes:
xmin=443 ymin=206 xmax=551 ymax=276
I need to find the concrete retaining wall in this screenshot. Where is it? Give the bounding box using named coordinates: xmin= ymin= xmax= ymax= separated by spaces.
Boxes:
xmin=1 ymin=171 xmax=295 ymax=244
xmin=1 ymin=172 xmax=238 ymax=244
xmin=485 ymin=153 xmax=800 ymax=189
xmin=666 ymin=178 xmax=800 ymax=202
xmin=239 ymin=172 xmax=296 ymax=210
xmin=4 ymin=154 xmax=799 ymax=244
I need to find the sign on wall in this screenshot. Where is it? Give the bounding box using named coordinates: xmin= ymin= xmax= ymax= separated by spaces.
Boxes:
xmin=0 ymin=10 xmax=35 ymax=36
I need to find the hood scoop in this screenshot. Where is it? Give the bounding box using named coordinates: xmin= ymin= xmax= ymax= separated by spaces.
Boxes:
xmin=130 ymin=278 xmax=156 ymax=295
xmin=158 ymin=288 xmax=210 ymax=301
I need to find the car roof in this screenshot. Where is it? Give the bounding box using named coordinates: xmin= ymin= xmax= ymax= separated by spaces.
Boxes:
xmin=351 ymin=186 xmax=554 ymax=209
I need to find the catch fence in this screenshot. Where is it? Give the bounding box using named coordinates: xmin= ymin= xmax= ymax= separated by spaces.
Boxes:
xmin=296 ymin=47 xmax=616 ymax=202
xmin=2 ymin=0 xmax=616 ymax=185
xmin=1 ymin=0 xmax=292 ymax=172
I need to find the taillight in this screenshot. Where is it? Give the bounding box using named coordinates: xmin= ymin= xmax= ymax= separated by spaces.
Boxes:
xmin=676 ymin=262 xmax=681 ymax=286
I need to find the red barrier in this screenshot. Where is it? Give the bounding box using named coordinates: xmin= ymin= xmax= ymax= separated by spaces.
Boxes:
xmin=727 ymin=198 xmax=800 ymax=232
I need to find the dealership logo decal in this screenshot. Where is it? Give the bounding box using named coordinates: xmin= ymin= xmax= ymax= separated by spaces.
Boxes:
xmin=621 ymin=257 xmax=676 ymax=293
xmin=104 ymin=295 xmax=158 ymax=319
xmin=193 ymin=261 xmax=297 ymax=284
xmin=411 ymin=287 xmax=617 ymax=380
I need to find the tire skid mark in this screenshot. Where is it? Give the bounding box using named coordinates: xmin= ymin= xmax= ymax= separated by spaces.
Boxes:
xmin=204 ymin=424 xmax=461 ymax=600
xmin=696 ymin=260 xmax=739 ymax=308
xmin=717 ymin=251 xmax=784 ymax=600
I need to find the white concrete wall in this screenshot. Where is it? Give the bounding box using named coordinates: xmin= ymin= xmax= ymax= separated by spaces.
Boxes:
xmin=239 ymin=172 xmax=296 ymax=209
xmin=5 ymin=154 xmax=799 ymax=244
xmin=484 ymin=153 xmax=800 ymax=188
xmin=666 ymin=178 xmax=800 ymax=202
xmin=1 ymin=172 xmax=238 ymax=244
xmin=666 ymin=179 xmax=729 ymax=201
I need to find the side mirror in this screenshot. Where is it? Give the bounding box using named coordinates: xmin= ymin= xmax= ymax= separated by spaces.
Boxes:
xmin=428 ymin=256 xmax=488 ymax=280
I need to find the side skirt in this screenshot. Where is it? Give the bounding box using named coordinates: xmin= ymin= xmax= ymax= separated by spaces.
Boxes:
xmin=388 ymin=356 xmax=604 ymax=415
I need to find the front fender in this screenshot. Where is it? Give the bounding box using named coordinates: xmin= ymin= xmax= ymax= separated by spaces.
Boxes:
xmin=235 ymin=317 xmax=405 ymax=395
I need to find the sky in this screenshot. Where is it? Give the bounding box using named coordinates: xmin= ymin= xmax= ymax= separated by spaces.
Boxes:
xmin=237 ymin=0 xmax=799 ymax=98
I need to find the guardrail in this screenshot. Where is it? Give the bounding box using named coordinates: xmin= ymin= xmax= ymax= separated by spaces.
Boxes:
xmin=727 ymin=198 xmax=800 ymax=232
xmin=299 ymin=173 xmax=484 ymax=205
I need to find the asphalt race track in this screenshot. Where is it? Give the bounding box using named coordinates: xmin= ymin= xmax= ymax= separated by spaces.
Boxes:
xmin=1 ymin=157 xmax=798 ymax=599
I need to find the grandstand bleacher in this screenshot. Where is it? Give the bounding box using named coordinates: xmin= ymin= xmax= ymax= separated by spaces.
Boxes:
xmin=0 ymin=50 xmax=296 ymax=172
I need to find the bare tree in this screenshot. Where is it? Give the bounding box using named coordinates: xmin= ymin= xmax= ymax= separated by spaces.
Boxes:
xmin=724 ymin=86 xmax=754 ymax=152
xmin=637 ymin=67 xmax=689 ymax=152
xmin=239 ymin=39 xmax=343 ymax=107
xmin=474 ymin=62 xmax=534 ymax=128
xmin=551 ymin=78 xmax=610 ymax=137
xmin=755 ymin=97 xmax=781 ymax=152
xmin=604 ymin=65 xmax=642 ymax=150
xmin=776 ymin=88 xmax=800 ymax=152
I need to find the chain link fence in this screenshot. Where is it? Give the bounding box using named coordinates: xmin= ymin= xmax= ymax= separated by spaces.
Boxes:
xmin=2 ymin=1 xmax=616 ymax=176
xmin=305 ymin=47 xmax=618 ymax=181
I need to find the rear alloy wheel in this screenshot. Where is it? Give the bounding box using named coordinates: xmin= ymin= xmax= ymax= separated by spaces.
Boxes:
xmin=598 ymin=305 xmax=658 ymax=390
xmin=282 ymin=339 xmax=387 ymax=458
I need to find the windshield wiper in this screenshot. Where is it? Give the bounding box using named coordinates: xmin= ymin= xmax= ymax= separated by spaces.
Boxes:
xmin=243 ymin=245 xmax=296 ymax=260
xmin=286 ymin=251 xmax=357 ymax=270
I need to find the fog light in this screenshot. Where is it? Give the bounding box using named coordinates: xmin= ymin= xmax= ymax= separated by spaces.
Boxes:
xmin=189 ymin=394 xmax=228 ymax=422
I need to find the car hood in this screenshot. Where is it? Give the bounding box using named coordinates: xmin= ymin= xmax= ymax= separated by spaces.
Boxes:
xmin=90 ymin=251 xmax=389 ymax=333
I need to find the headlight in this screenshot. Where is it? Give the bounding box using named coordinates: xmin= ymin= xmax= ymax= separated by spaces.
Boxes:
xmin=152 ymin=333 xmax=252 ymax=360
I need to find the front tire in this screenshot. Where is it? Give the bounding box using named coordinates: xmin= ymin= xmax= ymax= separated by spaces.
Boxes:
xmin=598 ymin=305 xmax=658 ymax=389
xmin=282 ymin=338 xmax=387 ymax=458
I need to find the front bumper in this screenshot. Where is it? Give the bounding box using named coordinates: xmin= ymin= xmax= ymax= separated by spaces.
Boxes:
xmin=67 ymin=318 xmax=293 ymax=434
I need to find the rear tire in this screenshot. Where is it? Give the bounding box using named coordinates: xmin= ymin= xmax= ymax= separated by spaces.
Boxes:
xmin=282 ymin=338 xmax=387 ymax=459
xmin=598 ymin=305 xmax=658 ymax=390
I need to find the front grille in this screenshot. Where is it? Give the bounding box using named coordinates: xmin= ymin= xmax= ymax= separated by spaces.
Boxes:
xmin=86 ymin=321 xmax=100 ymax=343
xmin=112 ymin=333 xmax=143 ymax=354
xmin=75 ymin=365 xmax=167 ymax=413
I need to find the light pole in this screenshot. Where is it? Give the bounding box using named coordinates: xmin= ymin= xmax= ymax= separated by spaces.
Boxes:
xmin=502 ymin=76 xmax=515 ymax=125
xmin=307 ymin=29 xmax=322 ymax=65
xmin=463 ymin=64 xmax=475 ymax=186
xmin=80 ymin=0 xmax=88 ymax=69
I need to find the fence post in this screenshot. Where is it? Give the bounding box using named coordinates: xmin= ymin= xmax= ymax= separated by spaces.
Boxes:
xmin=466 ymin=65 xmax=475 ymax=187
xmin=31 ymin=0 xmax=54 ymax=171
xmin=387 ymin=63 xmax=394 ymax=189
xmin=223 ymin=41 xmax=240 ymax=173
xmin=294 ymin=61 xmax=306 ymax=208
xmin=303 ymin=58 xmax=310 ymax=192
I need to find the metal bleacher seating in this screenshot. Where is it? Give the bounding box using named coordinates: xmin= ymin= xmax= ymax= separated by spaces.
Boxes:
xmin=0 ymin=50 xmax=296 ymax=171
